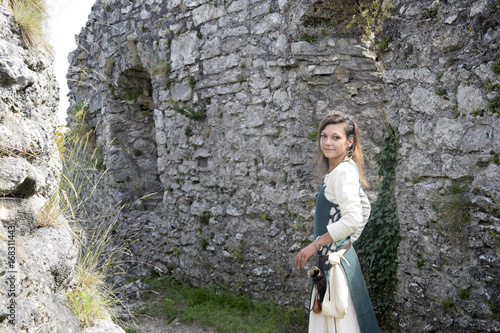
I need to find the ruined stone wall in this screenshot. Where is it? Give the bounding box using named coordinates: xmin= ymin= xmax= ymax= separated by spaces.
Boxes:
xmin=383 ymin=0 xmax=500 ymax=331
xmin=67 ymin=0 xmax=385 ymax=306
xmin=67 ymin=0 xmax=500 ymax=331
xmin=0 ymin=4 xmax=82 ymax=332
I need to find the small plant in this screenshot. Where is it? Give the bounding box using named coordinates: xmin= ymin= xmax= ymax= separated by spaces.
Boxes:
xmin=492 ymin=0 xmax=499 ymax=13
xmin=133 ymin=149 xmax=143 ymax=157
xmin=199 ymin=211 xmax=210 ymax=224
xmin=188 ymin=76 xmax=196 ymax=88
xmin=438 ymin=294 xmax=454 ymax=309
xmin=416 ymin=258 xmax=425 ymax=268
xmin=300 ymin=34 xmax=317 ymax=43
xmin=457 ymin=287 xmax=471 ymax=300
xmin=240 ymin=61 xmax=246 ymax=68
xmin=229 ymin=241 xmax=245 ymax=260
xmin=471 ymin=108 xmax=485 ymax=117
xmin=492 ymin=57 xmax=500 ymax=74
xmin=491 ymin=152 xmax=500 ymax=165
xmin=67 ymin=288 xmax=110 ymax=327
xmin=486 ymin=97 xmax=500 ymax=115
xmin=307 ymin=129 xmax=318 ymax=140
xmin=95 ymin=157 xmax=104 ymax=170
xmin=200 ymin=239 xmax=208 ymax=250
xmin=485 ymin=80 xmax=500 ymax=91
xmin=435 ymin=88 xmax=447 ymax=96
xmin=167 ymin=97 xmax=180 ymax=111
xmin=120 ymin=88 xmax=143 ymax=100
xmin=237 ymin=74 xmax=245 ymax=83
xmin=410 ymin=172 xmax=421 ymax=184
xmin=196 ymin=32 xmax=203 ymax=39
xmin=178 ymin=107 xmax=206 ymax=121
xmin=184 ymin=127 xmax=192 ymax=137
xmin=423 ymin=6 xmax=438 ymax=19
xmin=487 ymin=300 xmax=500 ymax=320
xmin=435 ymin=184 xmax=471 ymax=233
xmin=376 ymin=35 xmax=390 ymax=51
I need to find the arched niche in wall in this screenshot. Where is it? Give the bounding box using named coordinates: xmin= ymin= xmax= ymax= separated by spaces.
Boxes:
xmin=104 ymin=67 xmax=161 ymax=206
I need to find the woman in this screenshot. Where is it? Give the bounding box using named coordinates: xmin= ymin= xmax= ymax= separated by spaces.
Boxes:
xmin=295 ymin=111 xmax=380 ymax=333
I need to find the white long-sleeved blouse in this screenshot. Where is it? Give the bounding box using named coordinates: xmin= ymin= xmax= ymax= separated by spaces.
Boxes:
xmin=323 ymin=160 xmax=371 ymax=243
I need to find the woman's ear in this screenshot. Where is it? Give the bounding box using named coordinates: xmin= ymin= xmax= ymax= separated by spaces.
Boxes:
xmin=347 ymin=136 xmax=354 ymax=147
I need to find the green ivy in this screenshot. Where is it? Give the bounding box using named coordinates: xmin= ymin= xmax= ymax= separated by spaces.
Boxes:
xmin=356 ymin=124 xmax=400 ymax=329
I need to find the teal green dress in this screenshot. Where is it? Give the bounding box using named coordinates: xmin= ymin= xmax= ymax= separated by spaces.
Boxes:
xmin=312 ymin=163 xmax=380 ymax=333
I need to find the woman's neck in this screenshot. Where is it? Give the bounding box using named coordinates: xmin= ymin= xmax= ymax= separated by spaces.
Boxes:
xmin=328 ymin=156 xmax=350 ymax=173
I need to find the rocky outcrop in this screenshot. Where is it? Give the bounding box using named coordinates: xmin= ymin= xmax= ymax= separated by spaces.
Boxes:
xmin=0 ymin=4 xmax=82 ymax=332
xmin=67 ymin=0 xmax=500 ymax=331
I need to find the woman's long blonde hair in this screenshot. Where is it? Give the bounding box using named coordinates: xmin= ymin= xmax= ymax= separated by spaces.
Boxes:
xmin=315 ymin=111 xmax=368 ymax=187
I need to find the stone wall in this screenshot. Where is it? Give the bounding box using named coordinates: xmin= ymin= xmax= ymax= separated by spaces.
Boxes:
xmin=383 ymin=0 xmax=500 ymax=332
xmin=67 ymin=0 xmax=500 ymax=331
xmin=0 ymin=4 xmax=81 ymax=332
xmin=67 ymin=0 xmax=386 ymax=305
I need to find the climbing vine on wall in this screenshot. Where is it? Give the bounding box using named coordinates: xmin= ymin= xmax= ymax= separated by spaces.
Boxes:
xmin=356 ymin=124 xmax=400 ymax=329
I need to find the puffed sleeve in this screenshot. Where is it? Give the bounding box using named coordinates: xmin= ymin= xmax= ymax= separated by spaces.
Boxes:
xmin=324 ymin=162 xmax=363 ymax=242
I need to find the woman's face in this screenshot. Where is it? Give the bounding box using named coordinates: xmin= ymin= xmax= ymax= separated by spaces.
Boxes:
xmin=320 ymin=123 xmax=353 ymax=167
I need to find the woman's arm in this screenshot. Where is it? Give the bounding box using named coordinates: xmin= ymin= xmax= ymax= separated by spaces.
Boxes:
xmin=351 ymin=188 xmax=371 ymax=242
xmin=325 ymin=163 xmax=363 ymax=243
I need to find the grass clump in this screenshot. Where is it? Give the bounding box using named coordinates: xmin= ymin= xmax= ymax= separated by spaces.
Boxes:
xmin=134 ymin=276 xmax=307 ymax=333
xmin=486 ymin=97 xmax=500 ymax=115
xmin=300 ymin=34 xmax=317 ymax=43
xmin=48 ymin=101 xmax=126 ymax=328
xmin=307 ymin=129 xmax=318 ymax=140
xmin=67 ymin=215 xmax=126 ymax=327
xmin=8 ymin=0 xmax=51 ymax=52
xmin=435 ymin=184 xmax=471 ymax=233
xmin=438 ymin=294 xmax=454 ymax=309
xmin=199 ymin=211 xmax=210 ymax=224
xmin=492 ymin=57 xmax=500 ymax=74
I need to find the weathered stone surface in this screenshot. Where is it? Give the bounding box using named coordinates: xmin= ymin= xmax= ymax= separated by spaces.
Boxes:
xmin=66 ymin=0 xmax=500 ymax=332
xmin=0 ymin=5 xmax=84 ymax=333
xmin=383 ymin=0 xmax=500 ymax=331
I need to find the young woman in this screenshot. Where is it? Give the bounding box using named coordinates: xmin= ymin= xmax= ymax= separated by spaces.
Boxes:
xmin=295 ymin=111 xmax=380 ymax=333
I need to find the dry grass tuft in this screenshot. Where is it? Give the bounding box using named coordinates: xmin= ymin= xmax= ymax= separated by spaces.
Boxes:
xmin=8 ymin=0 xmax=52 ymax=52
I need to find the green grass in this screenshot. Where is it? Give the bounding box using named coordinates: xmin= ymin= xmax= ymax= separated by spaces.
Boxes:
xmin=492 ymin=57 xmax=500 ymax=74
xmin=134 ymin=276 xmax=307 ymax=333
xmin=300 ymin=34 xmax=316 ymax=43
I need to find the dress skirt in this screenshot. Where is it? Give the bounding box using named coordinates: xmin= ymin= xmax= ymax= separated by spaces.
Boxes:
xmin=308 ymin=246 xmax=380 ymax=333
xmin=308 ymin=262 xmax=361 ymax=332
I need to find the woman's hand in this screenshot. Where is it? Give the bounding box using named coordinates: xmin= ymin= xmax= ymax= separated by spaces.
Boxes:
xmin=295 ymin=242 xmax=317 ymax=270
